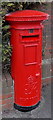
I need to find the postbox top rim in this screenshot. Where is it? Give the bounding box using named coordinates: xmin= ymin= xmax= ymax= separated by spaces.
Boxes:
xmin=5 ymin=10 xmax=49 ymax=21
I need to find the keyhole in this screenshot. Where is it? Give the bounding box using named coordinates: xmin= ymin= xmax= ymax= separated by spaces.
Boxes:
xmin=29 ymin=29 xmax=34 ymax=33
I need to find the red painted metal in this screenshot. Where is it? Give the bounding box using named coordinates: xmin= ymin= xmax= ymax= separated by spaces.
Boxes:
xmin=5 ymin=10 xmax=49 ymax=108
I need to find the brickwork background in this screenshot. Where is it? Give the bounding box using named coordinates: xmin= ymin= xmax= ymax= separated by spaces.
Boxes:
xmin=2 ymin=73 xmax=14 ymax=111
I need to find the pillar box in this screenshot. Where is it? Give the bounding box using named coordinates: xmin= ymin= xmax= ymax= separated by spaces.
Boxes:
xmin=5 ymin=10 xmax=49 ymax=111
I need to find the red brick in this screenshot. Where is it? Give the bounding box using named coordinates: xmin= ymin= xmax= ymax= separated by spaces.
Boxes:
xmin=44 ymin=22 xmax=51 ymax=26
xmin=0 ymin=97 xmax=14 ymax=105
xmin=0 ymin=95 xmax=2 ymax=100
xmin=0 ymin=100 xmax=2 ymax=104
xmin=0 ymin=93 xmax=14 ymax=101
xmin=2 ymin=103 xmax=13 ymax=111
xmin=2 ymin=93 xmax=14 ymax=100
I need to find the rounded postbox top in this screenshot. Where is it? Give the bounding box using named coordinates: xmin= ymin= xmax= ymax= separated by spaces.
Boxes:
xmin=5 ymin=10 xmax=49 ymax=22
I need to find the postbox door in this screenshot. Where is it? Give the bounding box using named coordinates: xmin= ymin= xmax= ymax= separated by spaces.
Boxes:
xmin=23 ymin=41 xmax=41 ymax=105
xmin=22 ymin=35 xmax=41 ymax=94
xmin=23 ymin=43 xmax=38 ymax=66
xmin=15 ymin=32 xmax=42 ymax=106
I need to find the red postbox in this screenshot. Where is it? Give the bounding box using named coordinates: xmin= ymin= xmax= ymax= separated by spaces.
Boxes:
xmin=5 ymin=10 xmax=49 ymax=111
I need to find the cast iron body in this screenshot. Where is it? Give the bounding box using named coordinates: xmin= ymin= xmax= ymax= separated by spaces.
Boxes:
xmin=5 ymin=10 xmax=49 ymax=111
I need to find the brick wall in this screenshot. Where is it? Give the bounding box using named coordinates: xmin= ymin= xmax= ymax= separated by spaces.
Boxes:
xmin=2 ymin=73 xmax=14 ymax=111
xmin=2 ymin=2 xmax=52 ymax=112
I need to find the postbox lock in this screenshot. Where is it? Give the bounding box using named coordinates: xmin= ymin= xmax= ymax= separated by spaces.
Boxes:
xmin=29 ymin=29 xmax=34 ymax=33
